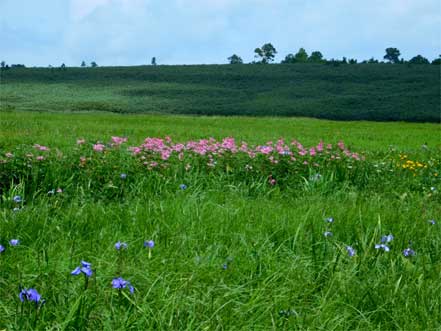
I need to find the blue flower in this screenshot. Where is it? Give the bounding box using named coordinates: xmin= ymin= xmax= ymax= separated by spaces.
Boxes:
xmin=179 ymin=184 xmax=187 ymax=190
xmin=71 ymin=261 xmax=93 ymax=277
xmin=115 ymin=241 xmax=128 ymax=250
xmin=428 ymin=219 xmax=436 ymax=225
xmin=375 ymin=244 xmax=390 ymax=252
xmin=323 ymin=231 xmax=333 ymax=237
xmin=0 ymin=245 xmax=5 ymax=253
xmin=120 ymin=173 xmax=127 ymax=180
xmin=9 ymin=239 xmax=20 ymax=246
xmin=346 ymin=246 xmax=356 ymax=257
xmin=13 ymin=195 xmax=22 ymax=203
xmin=112 ymin=277 xmax=134 ymax=294
xmin=222 ymin=263 xmax=228 ymax=270
xmin=19 ymin=288 xmax=42 ymax=303
xmin=403 ymin=248 xmax=416 ymax=257
xmin=144 ymin=240 xmax=155 ymax=249
xmin=324 ymin=217 xmax=334 ymax=223
xmin=380 ymin=234 xmax=394 ymax=243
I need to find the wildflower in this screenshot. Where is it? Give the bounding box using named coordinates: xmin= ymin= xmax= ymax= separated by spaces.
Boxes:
xmin=5 ymin=152 xmax=13 ymax=158
xmin=430 ymin=187 xmax=436 ymax=192
xmin=403 ymin=248 xmax=415 ymax=257
xmin=13 ymin=195 xmax=22 ymax=203
xmin=428 ymin=219 xmax=436 ymax=225
xmin=115 ymin=241 xmax=128 ymax=250
xmin=380 ymin=234 xmax=394 ymax=243
xmin=346 ymin=246 xmax=356 ymax=257
xmin=36 ymin=156 xmax=44 ymax=161
xmin=0 ymin=245 xmax=5 ymax=253
xmin=375 ymin=244 xmax=390 ymax=252
xmin=56 ymin=188 xmax=63 ymax=193
xmin=112 ymin=277 xmax=134 ymax=294
xmin=323 ymin=231 xmax=333 ymax=237
xmin=222 ymin=263 xmax=228 ymax=270
xmin=179 ymin=184 xmax=187 ymax=190
xmin=48 ymin=189 xmax=55 ymax=195
xmin=324 ymin=217 xmax=334 ymax=223
xmin=71 ymin=261 xmax=93 ymax=277
xmin=9 ymin=239 xmax=20 ymax=246
xmin=76 ymin=139 xmax=86 ymax=145
xmin=144 ymin=240 xmax=155 ymax=248
xmin=120 ymin=173 xmax=127 ymax=180
xmin=13 ymin=207 xmax=20 ymax=212
xmin=93 ymin=143 xmax=105 ymax=152
xmin=19 ymin=288 xmax=42 ymax=303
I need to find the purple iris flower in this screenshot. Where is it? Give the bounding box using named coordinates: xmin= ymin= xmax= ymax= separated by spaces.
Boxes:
xmin=120 ymin=173 xmax=127 ymax=180
xmin=375 ymin=244 xmax=390 ymax=252
xmin=0 ymin=245 xmax=5 ymax=253
xmin=323 ymin=231 xmax=333 ymax=237
xmin=19 ymin=288 xmax=42 ymax=303
xmin=112 ymin=277 xmax=134 ymax=294
xmin=9 ymin=239 xmax=20 ymax=246
xmin=222 ymin=263 xmax=228 ymax=270
xmin=428 ymin=219 xmax=436 ymax=225
xmin=346 ymin=246 xmax=356 ymax=257
xmin=381 ymin=234 xmax=394 ymax=243
xmin=179 ymin=184 xmax=187 ymax=190
xmin=324 ymin=217 xmax=334 ymax=223
xmin=403 ymin=248 xmax=416 ymax=257
xmin=144 ymin=240 xmax=154 ymax=249
xmin=115 ymin=241 xmax=128 ymax=250
xmin=13 ymin=195 xmax=22 ymax=203
xmin=71 ymin=261 xmax=93 ymax=277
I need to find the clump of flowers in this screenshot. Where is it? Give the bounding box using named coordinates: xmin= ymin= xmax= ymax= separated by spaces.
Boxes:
xmin=403 ymin=248 xmax=416 ymax=257
xmin=71 ymin=261 xmax=93 ymax=277
xmin=346 ymin=245 xmax=356 ymax=257
xmin=375 ymin=234 xmax=393 ymax=252
xmin=9 ymin=239 xmax=20 ymax=246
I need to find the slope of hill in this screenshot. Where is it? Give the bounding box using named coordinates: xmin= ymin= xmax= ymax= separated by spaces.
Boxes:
xmin=1 ymin=64 xmax=439 ymax=122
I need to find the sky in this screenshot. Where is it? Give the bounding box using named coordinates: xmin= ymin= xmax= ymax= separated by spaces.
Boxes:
xmin=1 ymin=0 xmax=440 ymax=66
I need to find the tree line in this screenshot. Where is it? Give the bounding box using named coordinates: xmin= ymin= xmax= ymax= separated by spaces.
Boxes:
xmin=1 ymin=46 xmax=440 ymax=70
xmin=228 ymin=44 xmax=441 ymax=65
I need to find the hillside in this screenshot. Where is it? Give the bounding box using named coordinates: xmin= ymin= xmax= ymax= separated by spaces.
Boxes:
xmin=1 ymin=64 xmax=439 ymax=122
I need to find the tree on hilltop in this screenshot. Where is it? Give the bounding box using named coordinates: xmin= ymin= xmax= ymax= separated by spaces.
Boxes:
xmin=384 ymin=47 xmax=401 ymax=63
xmin=91 ymin=61 xmax=98 ymax=67
xmin=151 ymin=57 xmax=157 ymax=65
xmin=308 ymin=51 xmax=324 ymax=63
xmin=81 ymin=61 xmax=86 ymax=67
xmin=294 ymin=48 xmax=308 ymax=62
xmin=254 ymin=43 xmax=277 ymax=64
xmin=228 ymin=54 xmax=243 ymax=64
xmin=409 ymin=55 xmax=429 ymax=64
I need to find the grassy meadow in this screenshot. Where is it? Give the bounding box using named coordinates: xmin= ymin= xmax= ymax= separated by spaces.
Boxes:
xmin=0 ymin=111 xmax=440 ymax=330
xmin=1 ymin=64 xmax=440 ymax=122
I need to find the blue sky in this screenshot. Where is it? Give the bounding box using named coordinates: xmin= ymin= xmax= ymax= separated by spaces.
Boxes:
xmin=1 ymin=0 xmax=440 ymax=66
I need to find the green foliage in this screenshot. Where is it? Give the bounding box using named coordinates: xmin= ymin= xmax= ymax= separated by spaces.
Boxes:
xmin=254 ymin=43 xmax=277 ymax=64
xmin=91 ymin=61 xmax=98 ymax=68
xmin=294 ymin=47 xmax=308 ymax=62
xmin=409 ymin=55 xmax=430 ymax=65
xmin=0 ymin=64 xmax=439 ymax=122
xmin=151 ymin=57 xmax=157 ymax=66
xmin=81 ymin=61 xmax=86 ymax=67
xmin=384 ymin=47 xmax=401 ymax=63
xmin=308 ymin=51 xmax=324 ymax=62
xmin=228 ymin=54 xmax=243 ymax=64
xmin=0 ymin=117 xmax=440 ymax=330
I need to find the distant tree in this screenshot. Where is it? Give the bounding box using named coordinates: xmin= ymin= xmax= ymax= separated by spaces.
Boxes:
xmin=60 ymin=63 xmax=66 ymax=70
xmin=281 ymin=54 xmax=295 ymax=64
xmin=81 ymin=61 xmax=86 ymax=67
xmin=254 ymin=43 xmax=277 ymax=64
xmin=151 ymin=57 xmax=157 ymax=66
xmin=432 ymin=55 xmax=441 ymax=65
xmin=367 ymin=57 xmax=379 ymax=64
xmin=294 ymin=48 xmax=308 ymax=62
xmin=90 ymin=61 xmax=98 ymax=68
xmin=228 ymin=54 xmax=243 ymax=64
xmin=348 ymin=58 xmax=357 ymax=64
xmin=408 ymin=55 xmax=430 ymax=64
xmin=11 ymin=64 xmax=25 ymax=68
xmin=308 ymin=51 xmax=324 ymax=63
xmin=384 ymin=47 xmax=401 ymax=63
xmin=341 ymin=57 xmax=347 ymax=64
xmin=0 ymin=61 xmax=5 ymax=69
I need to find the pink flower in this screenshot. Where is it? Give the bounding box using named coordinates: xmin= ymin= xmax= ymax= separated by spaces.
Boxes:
xmin=111 ymin=136 xmax=127 ymax=146
xmin=36 ymin=156 xmax=44 ymax=161
xmin=337 ymin=141 xmax=345 ymax=150
xmin=56 ymin=188 xmax=63 ymax=193
xmin=309 ymin=147 xmax=316 ymax=157
xmin=93 ymin=144 xmax=105 ymax=152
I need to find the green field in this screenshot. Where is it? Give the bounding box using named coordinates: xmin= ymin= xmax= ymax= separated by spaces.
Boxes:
xmin=1 ymin=63 xmax=439 ymax=122
xmin=0 ymin=111 xmax=440 ymax=330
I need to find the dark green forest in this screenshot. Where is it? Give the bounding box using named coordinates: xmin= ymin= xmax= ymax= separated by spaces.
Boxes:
xmin=1 ymin=63 xmax=439 ymax=122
